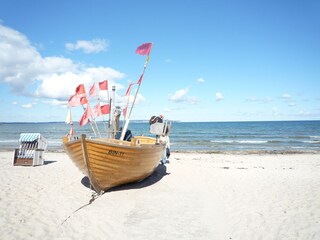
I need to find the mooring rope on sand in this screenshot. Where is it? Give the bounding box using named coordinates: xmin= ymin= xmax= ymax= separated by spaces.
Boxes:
xmin=60 ymin=191 xmax=104 ymax=225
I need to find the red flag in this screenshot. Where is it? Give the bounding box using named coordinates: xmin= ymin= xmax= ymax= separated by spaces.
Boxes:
xmin=76 ymin=84 xmax=86 ymax=96
xmin=136 ymin=43 xmax=152 ymax=55
xmin=80 ymin=96 xmax=88 ymax=105
xmin=93 ymin=103 xmax=102 ymax=118
xmin=99 ymin=80 xmax=108 ymax=90
xmin=123 ymin=107 xmax=127 ymax=119
xmin=125 ymin=83 xmax=134 ymax=96
xmin=68 ymin=94 xmax=81 ymax=107
xmin=89 ymin=83 xmax=97 ymax=97
xmin=79 ymin=105 xmax=92 ymax=127
xmin=100 ymin=104 xmax=110 ymax=114
xmin=137 ymin=74 xmax=144 ymax=85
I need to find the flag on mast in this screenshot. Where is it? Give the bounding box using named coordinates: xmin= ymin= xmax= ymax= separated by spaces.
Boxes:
xmin=80 ymin=96 xmax=88 ymax=105
xmin=136 ymin=74 xmax=144 ymax=85
xmin=135 ymin=43 xmax=152 ymax=55
xmin=93 ymin=103 xmax=103 ymax=118
xmin=125 ymin=83 xmax=134 ymax=96
xmin=79 ymin=104 xmax=93 ymax=127
xmin=65 ymin=109 xmax=72 ymax=124
xmin=89 ymin=83 xmax=97 ymax=98
xmin=100 ymin=104 xmax=110 ymax=114
xmin=120 ymin=42 xmax=152 ymax=141
xmin=68 ymin=93 xmax=81 ymax=107
xmin=76 ymin=84 xmax=86 ymax=96
xmin=123 ymin=107 xmax=127 ymax=119
xmin=99 ymin=80 xmax=108 ymax=90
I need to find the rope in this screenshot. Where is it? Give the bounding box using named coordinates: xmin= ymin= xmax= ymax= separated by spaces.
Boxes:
xmin=60 ymin=190 xmax=104 ymax=225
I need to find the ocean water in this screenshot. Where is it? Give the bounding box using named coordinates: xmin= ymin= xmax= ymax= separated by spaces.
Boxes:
xmin=0 ymin=121 xmax=319 ymax=152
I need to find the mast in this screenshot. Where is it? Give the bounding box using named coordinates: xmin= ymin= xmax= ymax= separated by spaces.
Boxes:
xmin=120 ymin=43 xmax=152 ymax=141
xmin=110 ymin=86 xmax=116 ymax=138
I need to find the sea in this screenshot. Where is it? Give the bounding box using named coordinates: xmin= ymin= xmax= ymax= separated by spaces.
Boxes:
xmin=0 ymin=120 xmax=319 ymax=152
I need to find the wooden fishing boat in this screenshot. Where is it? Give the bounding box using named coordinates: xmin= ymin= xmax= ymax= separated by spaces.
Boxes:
xmin=62 ymin=43 xmax=168 ymax=193
xmin=63 ymin=134 xmax=165 ymax=193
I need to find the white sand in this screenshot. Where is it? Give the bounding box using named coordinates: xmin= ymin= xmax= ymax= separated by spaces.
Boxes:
xmin=1 ymin=151 xmax=320 ymax=240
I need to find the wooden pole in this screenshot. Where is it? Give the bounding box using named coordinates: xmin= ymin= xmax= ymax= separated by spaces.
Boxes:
xmin=120 ymin=55 xmax=150 ymax=141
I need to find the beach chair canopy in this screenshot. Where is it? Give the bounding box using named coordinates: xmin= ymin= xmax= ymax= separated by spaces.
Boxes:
xmin=19 ymin=133 xmax=41 ymax=142
xmin=18 ymin=133 xmax=48 ymax=150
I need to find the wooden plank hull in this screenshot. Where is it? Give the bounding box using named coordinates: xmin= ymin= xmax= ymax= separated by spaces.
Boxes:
xmin=63 ymin=135 xmax=165 ymax=193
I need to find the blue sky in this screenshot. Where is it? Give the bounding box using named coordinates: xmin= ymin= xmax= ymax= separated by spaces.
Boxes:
xmin=0 ymin=0 xmax=319 ymax=122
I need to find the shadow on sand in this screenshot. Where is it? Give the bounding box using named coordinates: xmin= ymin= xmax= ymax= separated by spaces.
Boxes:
xmin=81 ymin=164 xmax=169 ymax=192
xmin=43 ymin=160 xmax=57 ymax=165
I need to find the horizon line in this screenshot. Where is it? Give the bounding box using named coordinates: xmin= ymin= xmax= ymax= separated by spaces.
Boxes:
xmin=0 ymin=119 xmax=319 ymax=124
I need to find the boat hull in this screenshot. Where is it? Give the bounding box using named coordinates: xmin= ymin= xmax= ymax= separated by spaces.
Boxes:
xmin=63 ymin=135 xmax=165 ymax=193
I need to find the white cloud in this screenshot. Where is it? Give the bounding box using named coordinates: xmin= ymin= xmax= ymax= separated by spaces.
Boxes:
xmin=280 ymin=93 xmax=295 ymax=105
xmin=112 ymin=89 xmax=146 ymax=110
xmin=135 ymin=93 xmax=146 ymax=105
xmin=246 ymin=96 xmax=272 ymax=103
xmin=0 ymin=24 xmax=125 ymax=102
xmin=281 ymin=93 xmax=291 ymax=99
xmin=169 ymin=88 xmax=189 ymax=102
xmin=0 ymin=24 xmax=76 ymax=93
xmin=187 ymin=96 xmax=199 ymax=104
xmin=22 ymin=103 xmax=32 ymax=108
xmin=44 ymin=99 xmax=67 ymax=106
xmin=65 ymin=39 xmax=109 ymax=54
xmin=197 ymin=77 xmax=205 ymax=83
xmin=35 ymin=67 xmax=125 ymax=100
xmin=215 ymin=92 xmax=224 ymax=101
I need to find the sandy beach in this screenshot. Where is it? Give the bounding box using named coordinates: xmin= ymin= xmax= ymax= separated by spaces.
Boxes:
xmin=0 ymin=150 xmax=319 ymax=240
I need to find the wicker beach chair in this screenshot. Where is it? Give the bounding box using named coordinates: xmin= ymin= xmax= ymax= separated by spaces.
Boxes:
xmin=13 ymin=133 xmax=48 ymax=166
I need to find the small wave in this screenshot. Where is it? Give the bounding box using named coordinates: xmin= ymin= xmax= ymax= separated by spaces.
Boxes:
xmin=303 ymin=140 xmax=320 ymax=144
xmin=0 ymin=140 xmax=18 ymax=143
xmin=310 ymin=136 xmax=320 ymax=139
xmin=210 ymin=140 xmax=268 ymax=144
xmin=289 ymin=146 xmax=320 ymax=150
xmin=267 ymin=140 xmax=282 ymax=143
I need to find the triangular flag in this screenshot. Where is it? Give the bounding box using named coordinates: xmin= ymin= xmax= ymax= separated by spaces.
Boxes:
xmin=68 ymin=94 xmax=81 ymax=107
xmin=79 ymin=104 xmax=92 ymax=127
xmin=89 ymin=83 xmax=97 ymax=98
xmin=125 ymin=83 xmax=134 ymax=96
xmin=76 ymin=84 xmax=86 ymax=96
xmin=123 ymin=107 xmax=127 ymax=119
xmin=65 ymin=109 xmax=72 ymax=124
xmin=137 ymin=74 xmax=144 ymax=85
xmin=93 ymin=103 xmax=103 ymax=118
xmin=135 ymin=43 xmax=152 ymax=55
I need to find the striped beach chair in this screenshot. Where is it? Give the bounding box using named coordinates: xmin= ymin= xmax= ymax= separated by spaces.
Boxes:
xmin=13 ymin=133 xmax=48 ymax=166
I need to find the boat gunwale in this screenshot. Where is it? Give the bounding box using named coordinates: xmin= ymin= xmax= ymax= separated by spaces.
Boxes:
xmin=63 ymin=135 xmax=162 ymax=147
xmin=85 ymin=137 xmax=164 ymax=150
